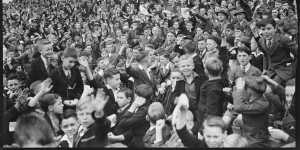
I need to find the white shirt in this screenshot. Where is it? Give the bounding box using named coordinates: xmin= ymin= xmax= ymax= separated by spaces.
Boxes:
xmin=41 ymin=55 xmax=48 ymax=71
xmin=240 ymin=63 xmax=251 ymax=73
xmin=60 ymin=134 xmax=73 ymax=148
xmin=63 ymin=68 xmax=71 ymax=78
xmin=138 ymin=64 xmax=151 ymax=79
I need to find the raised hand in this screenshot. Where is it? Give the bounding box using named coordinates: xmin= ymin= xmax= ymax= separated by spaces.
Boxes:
xmin=79 ymin=56 xmax=89 ymax=68
xmin=92 ymin=88 xmax=109 ymax=112
xmin=39 ymin=78 xmax=53 ymax=95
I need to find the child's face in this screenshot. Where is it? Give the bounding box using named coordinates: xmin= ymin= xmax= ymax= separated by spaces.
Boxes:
xmin=62 ymin=57 xmax=77 ymax=70
xmin=198 ymin=40 xmax=206 ymax=50
xmin=285 ymin=85 xmax=295 ymax=108
xmin=116 ymin=92 xmax=131 ymax=108
xmin=261 ymin=24 xmax=276 ymax=40
xmin=61 ymin=117 xmax=79 ymax=138
xmin=203 ymin=126 xmax=225 ymax=148
xmin=77 ymin=108 xmax=95 ymax=128
xmin=179 ymin=60 xmax=194 ymax=76
xmin=206 ymin=39 xmax=217 ymax=51
xmin=170 ymin=72 xmax=183 ymax=84
xmin=7 ymin=79 xmax=21 ymax=92
xmin=106 ymin=74 xmax=121 ymax=90
xmin=237 ymin=51 xmax=251 ymax=66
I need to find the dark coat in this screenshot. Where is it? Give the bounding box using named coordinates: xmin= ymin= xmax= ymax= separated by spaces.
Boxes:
xmin=113 ymin=104 xmax=150 ymax=147
xmin=76 ymin=112 xmax=111 ymax=148
xmin=29 ymin=56 xmax=55 ymax=83
xmin=176 ymin=126 xmax=207 ymax=148
xmin=259 ymin=34 xmax=296 ymax=81
xmin=50 ymin=66 xmax=83 ymax=101
xmin=102 ymin=87 xmax=119 ymax=117
xmin=233 ymin=89 xmax=269 ymax=147
xmin=126 ymin=65 xmax=156 ymax=90
xmin=196 ymin=79 xmax=228 ymax=128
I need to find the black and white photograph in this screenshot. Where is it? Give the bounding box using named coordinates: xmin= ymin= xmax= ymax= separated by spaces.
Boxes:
xmin=1 ymin=0 xmax=298 ymax=148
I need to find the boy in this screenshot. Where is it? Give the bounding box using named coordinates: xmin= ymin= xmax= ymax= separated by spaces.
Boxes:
xmin=256 ymin=18 xmax=296 ymax=85
xmin=50 ymin=47 xmax=83 ymax=110
xmin=228 ymin=46 xmax=261 ymax=83
xmin=59 ymin=109 xmax=80 ymax=148
xmin=173 ymin=56 xmax=206 ymax=129
xmin=233 ymin=77 xmax=269 ymax=147
xmin=109 ymin=84 xmax=152 ymax=147
xmin=197 ymin=57 xmax=228 ymax=130
xmin=143 ymin=102 xmax=171 ymax=147
xmin=6 ymin=74 xmax=22 ymax=109
xmin=74 ymin=88 xmax=111 ymax=148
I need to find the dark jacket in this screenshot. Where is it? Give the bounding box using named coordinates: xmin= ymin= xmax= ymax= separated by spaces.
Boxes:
xmin=196 ymin=79 xmax=228 ymax=128
xmin=102 ymin=87 xmax=119 ymax=117
xmin=233 ymin=89 xmax=269 ymax=147
xmin=29 ymin=56 xmax=55 ymax=83
xmin=126 ymin=65 xmax=156 ymax=90
xmin=76 ymin=112 xmax=111 ymax=148
xmin=258 ymin=33 xmax=296 ymax=82
xmin=176 ymin=126 xmax=207 ymax=148
xmin=50 ymin=66 xmax=83 ymax=101
xmin=113 ymin=104 xmax=150 ymax=147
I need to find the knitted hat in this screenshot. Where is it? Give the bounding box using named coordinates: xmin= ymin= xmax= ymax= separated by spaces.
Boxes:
xmin=244 ymin=76 xmax=267 ymax=94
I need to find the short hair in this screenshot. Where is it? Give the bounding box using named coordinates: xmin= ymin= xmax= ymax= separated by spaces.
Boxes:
xmin=62 ymin=109 xmax=78 ymax=120
xmin=62 ymin=47 xmax=78 ymax=59
xmin=148 ymin=102 xmax=165 ymax=124
xmin=207 ymin=35 xmax=221 ymax=46
xmin=257 ymin=18 xmax=276 ymax=28
xmin=135 ymin=84 xmax=154 ymax=100
xmin=103 ymin=68 xmax=120 ymax=79
xmin=118 ymin=87 xmax=133 ymax=100
xmin=237 ymin=46 xmax=251 ymax=55
xmin=14 ymin=113 xmax=55 ymax=147
xmin=204 ymin=57 xmax=223 ymax=76
xmin=7 ymin=74 xmax=20 ymax=81
xmin=39 ymin=93 xmax=60 ymax=112
xmin=203 ymin=116 xmax=227 ymax=132
xmin=226 ymin=36 xmax=235 ymax=47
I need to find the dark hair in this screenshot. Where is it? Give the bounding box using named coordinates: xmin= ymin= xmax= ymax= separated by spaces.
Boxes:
xmin=257 ymin=18 xmax=276 ymax=28
xmin=39 ymin=93 xmax=60 ymax=112
xmin=226 ymin=36 xmax=235 ymax=47
xmin=207 ymin=35 xmax=221 ymax=46
xmin=135 ymin=84 xmax=154 ymax=100
xmin=14 ymin=113 xmax=55 ymax=147
xmin=62 ymin=109 xmax=77 ymax=120
xmin=7 ymin=74 xmax=20 ymax=81
xmin=118 ymin=87 xmax=133 ymax=100
xmin=237 ymin=46 xmax=251 ymax=55
xmin=103 ymin=68 xmax=120 ymax=79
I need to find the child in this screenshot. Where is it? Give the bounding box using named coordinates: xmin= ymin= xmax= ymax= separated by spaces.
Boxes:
xmin=228 ymin=46 xmax=261 ymax=84
xmin=197 ymin=57 xmax=228 ymax=129
xmin=143 ymin=102 xmax=171 ymax=147
xmin=233 ymin=77 xmax=269 ymax=147
xmin=6 ymin=74 xmax=22 ymax=109
xmin=59 ymin=109 xmax=80 ymax=148
xmin=256 ymin=18 xmax=296 ymax=85
xmin=39 ymin=93 xmax=64 ymax=137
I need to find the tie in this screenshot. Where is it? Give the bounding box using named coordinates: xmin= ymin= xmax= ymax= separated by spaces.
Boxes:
xmin=241 ymin=66 xmax=246 ymax=73
xmin=266 ymin=39 xmax=272 ymax=49
xmin=66 ymin=71 xmax=71 ymax=79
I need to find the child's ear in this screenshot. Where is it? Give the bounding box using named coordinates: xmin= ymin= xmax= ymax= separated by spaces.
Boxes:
xmin=146 ymin=115 xmax=149 ymax=122
xmin=48 ymin=105 xmax=54 ymax=111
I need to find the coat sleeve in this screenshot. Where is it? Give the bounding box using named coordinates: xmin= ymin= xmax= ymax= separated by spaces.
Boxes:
xmin=116 ymin=107 xmax=147 ymax=130
xmin=74 ymin=68 xmax=84 ymax=99
xmin=176 ymin=126 xmax=206 ymax=148
xmin=233 ymin=89 xmax=269 ymax=115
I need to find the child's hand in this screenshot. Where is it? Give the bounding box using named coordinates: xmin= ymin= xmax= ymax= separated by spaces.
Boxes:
xmin=268 ymin=127 xmax=290 ymax=141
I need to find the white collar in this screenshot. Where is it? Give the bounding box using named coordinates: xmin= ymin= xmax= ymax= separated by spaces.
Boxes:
xmin=241 ymin=63 xmax=251 ymax=72
xmin=60 ymin=134 xmax=73 ymax=148
xmin=41 ymin=55 xmax=48 ymax=65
